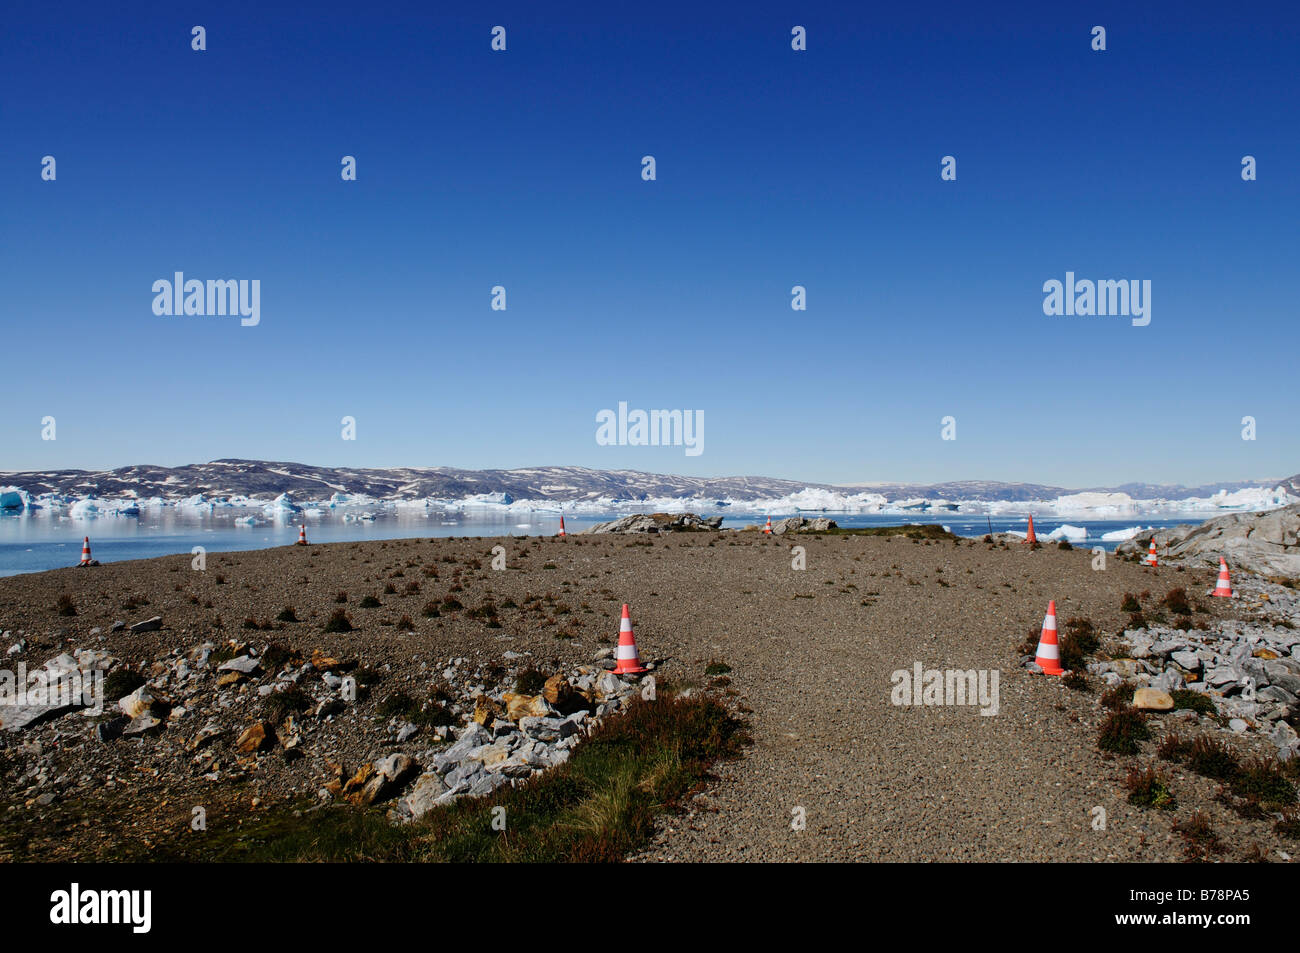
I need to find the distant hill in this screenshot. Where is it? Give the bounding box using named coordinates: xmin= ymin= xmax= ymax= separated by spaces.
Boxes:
xmin=1 ymin=459 xmax=1295 ymax=505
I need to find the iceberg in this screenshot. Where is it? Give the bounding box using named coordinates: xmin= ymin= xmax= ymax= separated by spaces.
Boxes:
xmin=263 ymin=492 xmax=302 ymax=514
xmin=0 ymin=487 xmax=27 ymax=510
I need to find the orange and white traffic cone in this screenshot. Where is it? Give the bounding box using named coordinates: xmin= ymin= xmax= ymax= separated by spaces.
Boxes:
xmin=1211 ymin=558 xmax=1235 ymax=597
xmin=763 ymin=516 xmax=773 ymax=536
xmin=78 ymin=536 xmax=93 ymax=566
xmin=1025 ymin=514 xmax=1037 ymax=545
xmin=297 ymin=522 xmax=307 ymax=545
xmin=1034 ymin=600 xmax=1064 ymax=676
xmin=1144 ymin=539 xmax=1158 ymax=567
xmin=611 ymin=603 xmax=648 ymax=675
xmin=558 ymin=516 xmax=566 ymax=538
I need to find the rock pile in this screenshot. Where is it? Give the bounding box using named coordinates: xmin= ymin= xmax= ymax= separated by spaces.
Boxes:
xmin=582 ymin=513 xmax=722 ymax=534
xmin=763 ymin=516 xmax=838 ymax=535
xmin=0 ymin=620 xmax=651 ymax=823
xmin=1073 ymin=576 xmax=1300 ymax=759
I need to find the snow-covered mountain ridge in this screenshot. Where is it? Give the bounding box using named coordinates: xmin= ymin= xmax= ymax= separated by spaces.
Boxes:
xmin=1 ymin=460 xmax=1296 ymax=518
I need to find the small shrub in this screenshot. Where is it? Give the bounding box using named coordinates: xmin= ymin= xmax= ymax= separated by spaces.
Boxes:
xmin=55 ymin=594 xmax=77 ymax=617
xmin=334 ymin=591 xmax=348 ymax=603
xmin=1187 ymin=735 xmax=1240 ymax=782
xmin=1157 ymin=733 xmax=1191 ymax=762
xmin=265 ymin=686 xmax=310 ymax=723
xmin=323 ymin=609 xmax=353 ymax=633
xmin=359 ymin=595 xmax=382 ymax=608
xmin=383 ymin=582 xmax=397 ymax=595
xmin=1098 ymin=707 xmax=1150 ymax=755
xmin=1169 ymin=690 xmax=1215 ymax=714
xmin=103 ymin=669 xmax=145 ymax=701
xmin=1230 ymin=757 xmax=1298 ymax=808
xmin=276 ymin=606 xmax=299 ymax=623
xmin=515 ymin=668 xmax=548 ymax=695
xmin=377 ymin=691 xmax=420 ymax=721
xmin=1126 ymin=766 xmax=1176 ymax=809
xmin=1061 ymin=670 xmax=1090 ymax=692
xmin=704 ymin=661 xmax=732 ymax=677
xmin=1172 ymin=811 xmax=1224 ymax=861
xmin=440 ymin=596 xmax=463 ymax=612
xmin=1276 ymin=812 xmax=1300 ymax=839
xmin=1161 ymin=588 xmax=1192 ymax=616
xmin=1120 ymin=593 xmax=1141 ymax=612
xmin=1100 ymin=683 xmax=1135 ymax=710
xmin=396 ymin=614 xmax=415 ymax=632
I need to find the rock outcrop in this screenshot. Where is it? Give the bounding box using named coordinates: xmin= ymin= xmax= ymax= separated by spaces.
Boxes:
xmin=1116 ymin=503 xmax=1300 ymax=576
xmin=582 ymin=513 xmax=722 ymax=534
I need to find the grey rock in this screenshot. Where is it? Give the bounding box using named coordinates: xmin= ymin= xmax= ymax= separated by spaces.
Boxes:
xmin=1150 ymin=669 xmax=1185 ymax=693
xmin=389 ymin=772 xmax=448 ymax=823
xmin=128 ymin=616 xmax=163 ymax=633
xmin=122 ymin=713 xmax=163 ymax=736
xmin=1257 ymin=685 xmax=1298 ymax=704
xmin=468 ymin=773 xmax=510 ymax=797
xmin=217 ymin=655 xmax=260 ymax=674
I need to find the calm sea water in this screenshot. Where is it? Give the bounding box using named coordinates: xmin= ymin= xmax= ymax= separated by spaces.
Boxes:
xmin=0 ymin=508 xmax=1202 ymax=577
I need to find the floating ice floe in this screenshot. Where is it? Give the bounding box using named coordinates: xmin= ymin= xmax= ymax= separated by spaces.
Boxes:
xmin=1102 ymin=525 xmax=1150 ymax=542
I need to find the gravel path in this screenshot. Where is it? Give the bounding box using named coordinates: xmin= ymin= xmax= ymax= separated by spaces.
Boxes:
xmin=625 ymin=533 xmax=1278 ymax=861
xmin=0 ymin=530 xmax=1286 ymax=861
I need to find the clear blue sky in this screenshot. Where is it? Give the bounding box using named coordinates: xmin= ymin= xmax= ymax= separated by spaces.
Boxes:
xmin=2 ymin=0 xmax=1296 ymax=487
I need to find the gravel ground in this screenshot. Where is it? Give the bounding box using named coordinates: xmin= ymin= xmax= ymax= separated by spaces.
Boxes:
xmin=0 ymin=530 xmax=1291 ymax=862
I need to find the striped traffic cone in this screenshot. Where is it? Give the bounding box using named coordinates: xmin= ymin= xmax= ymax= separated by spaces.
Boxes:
xmin=1144 ymin=539 xmax=1158 ymax=567
xmin=611 ymin=604 xmax=648 ymax=675
xmin=763 ymin=516 xmax=773 ymax=536
xmin=1034 ymin=600 xmax=1064 ymax=676
xmin=1025 ymin=514 xmax=1037 ymax=545
xmin=78 ymin=536 xmax=93 ymax=566
xmin=1211 ymin=558 xmax=1235 ymax=597
xmin=558 ymin=516 xmax=566 ymax=538
xmin=297 ymin=522 xmax=307 ymax=545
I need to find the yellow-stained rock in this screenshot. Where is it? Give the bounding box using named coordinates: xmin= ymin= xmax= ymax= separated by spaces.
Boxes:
xmin=502 ymin=692 xmax=549 ymax=721
xmin=234 ymin=721 xmax=275 ymax=753
xmin=1133 ymin=687 xmax=1174 ymax=711
xmin=473 ymin=697 xmax=502 ymax=726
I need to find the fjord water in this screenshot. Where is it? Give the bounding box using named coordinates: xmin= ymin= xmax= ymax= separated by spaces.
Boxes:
xmin=0 ymin=509 xmax=1202 ymax=576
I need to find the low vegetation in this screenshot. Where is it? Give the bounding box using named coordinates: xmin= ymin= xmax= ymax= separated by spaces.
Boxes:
xmin=123 ymin=694 xmax=749 ymax=863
